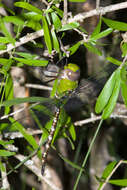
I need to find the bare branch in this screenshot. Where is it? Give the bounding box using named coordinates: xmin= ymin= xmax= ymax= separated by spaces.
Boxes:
xmin=15 ymin=154 xmax=62 ymax=190
xmin=0 ymin=2 xmax=127 ymax=55
xmin=0 ymin=29 xmax=44 ymax=55
xmin=68 ymin=2 xmax=127 ymax=23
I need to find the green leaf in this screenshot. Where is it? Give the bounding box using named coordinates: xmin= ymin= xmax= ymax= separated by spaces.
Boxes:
xmin=0 ymin=37 xmax=11 ymax=44
xmin=51 ymin=29 xmax=60 ymax=52
xmin=95 ymin=69 xmax=118 ymax=114
xmin=102 ymin=161 xmax=117 ymax=179
xmin=102 ymin=69 xmax=121 ymax=119
xmin=58 ymin=153 xmax=84 ymax=171
xmin=98 ymin=161 xmax=117 ymax=190
xmin=14 ymin=2 xmax=42 ymax=15
xmin=121 ymin=42 xmax=127 ymax=57
xmin=69 ymin=122 xmax=76 ymax=141
xmin=51 ymin=12 xmax=62 ymax=30
xmin=0 ymin=149 xmax=15 ymax=156
xmin=102 ymin=17 xmax=127 ymax=31
xmin=9 ymin=117 xmax=39 ymax=150
xmin=91 ymin=18 xmax=102 ymax=38
xmin=121 ymin=79 xmax=127 ymax=107
xmin=90 ymin=28 xmax=113 ymax=41
xmin=0 ymin=140 xmax=14 ymax=146
xmin=58 ymin=22 xmax=79 ymax=31
xmin=26 ymin=20 xmax=41 ymax=31
xmin=3 ymin=16 xmax=24 ymax=26
xmin=0 ymin=96 xmax=49 ymax=107
xmin=0 ymin=44 xmax=6 ymax=50
xmin=69 ymin=0 xmax=86 ymax=2
xmin=42 ymin=15 xmax=52 ymax=54
xmin=106 ymin=56 xmax=122 ymax=66
xmin=0 ymin=161 xmax=5 ymax=172
xmin=68 ymin=41 xmax=81 ymax=55
xmin=13 ymin=57 xmax=48 ymax=66
xmin=109 ymin=179 xmax=127 ymax=187
xmin=0 ymin=18 xmax=15 ymax=45
xmin=51 ymin=6 xmax=63 ymax=18
xmin=84 ymin=42 xmax=102 ymax=56
xmin=15 ymin=52 xmax=37 ymax=59
xmin=23 ymin=12 xmax=42 ymax=21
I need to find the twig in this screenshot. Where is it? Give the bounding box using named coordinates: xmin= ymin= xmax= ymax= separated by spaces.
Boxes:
xmin=0 ymin=2 xmax=127 ymax=55
xmin=1 ymin=163 xmax=10 ymax=189
xmin=96 ymin=0 xmax=100 ymax=9
xmin=63 ymin=0 xmax=68 ymax=24
xmin=0 ymin=29 xmax=44 ymax=55
xmin=25 ymin=83 xmax=52 ymax=91
xmin=100 ymin=160 xmax=127 ymax=190
xmin=15 ymin=154 xmax=62 ymax=190
xmin=68 ymin=2 xmax=127 ymax=23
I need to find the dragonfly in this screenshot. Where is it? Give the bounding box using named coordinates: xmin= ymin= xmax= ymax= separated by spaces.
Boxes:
xmin=0 ymin=57 xmax=114 ymax=176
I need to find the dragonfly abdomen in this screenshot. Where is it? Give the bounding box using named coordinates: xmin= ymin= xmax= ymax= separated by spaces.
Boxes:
xmin=41 ymin=108 xmax=60 ymax=175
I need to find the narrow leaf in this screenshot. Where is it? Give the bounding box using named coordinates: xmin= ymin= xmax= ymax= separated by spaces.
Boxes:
xmin=9 ymin=117 xmax=39 ymax=150
xmin=106 ymin=56 xmax=122 ymax=66
xmin=3 ymin=16 xmax=24 ymax=26
xmin=42 ymin=15 xmax=52 ymax=54
xmin=95 ymin=69 xmax=118 ymax=114
xmin=0 ymin=97 xmax=49 ymax=107
xmin=13 ymin=57 xmax=48 ymax=66
xmin=0 ymin=149 xmax=15 ymax=156
xmin=84 ymin=42 xmax=102 ymax=56
xmin=109 ymin=179 xmax=127 ymax=186
xmin=102 ymin=17 xmax=127 ymax=31
xmin=90 ymin=28 xmax=113 ymax=41
xmin=14 ymin=2 xmax=42 ymax=15
xmin=51 ymin=12 xmax=62 ymax=30
xmin=91 ymin=18 xmax=102 ymax=38
xmin=102 ymin=69 xmax=121 ymax=119
xmin=59 ymin=22 xmax=79 ymax=31
xmin=0 ymin=18 xmax=15 ymax=45
xmin=51 ymin=29 xmax=60 ymax=52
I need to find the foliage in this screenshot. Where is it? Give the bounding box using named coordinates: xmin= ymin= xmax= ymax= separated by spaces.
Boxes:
xmin=0 ymin=0 xmax=127 ymax=190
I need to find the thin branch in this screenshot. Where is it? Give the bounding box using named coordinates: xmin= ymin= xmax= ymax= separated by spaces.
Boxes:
xmin=100 ymin=160 xmax=126 ymax=190
xmin=0 ymin=2 xmax=127 ymax=55
xmin=96 ymin=0 xmax=100 ymax=9
xmin=25 ymin=83 xmax=52 ymax=91
xmin=68 ymin=2 xmax=127 ymax=23
xmin=15 ymin=154 xmax=62 ymax=190
xmin=63 ymin=0 xmax=68 ymax=24
xmin=0 ymin=29 xmax=44 ymax=55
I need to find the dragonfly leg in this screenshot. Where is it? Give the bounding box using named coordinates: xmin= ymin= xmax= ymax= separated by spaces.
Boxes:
xmin=41 ymin=108 xmax=60 ymax=175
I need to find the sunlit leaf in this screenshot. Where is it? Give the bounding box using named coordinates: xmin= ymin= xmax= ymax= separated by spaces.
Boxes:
xmin=9 ymin=117 xmax=39 ymax=150
xmin=90 ymin=28 xmax=113 ymax=41
xmin=51 ymin=12 xmax=62 ymax=30
xmin=102 ymin=17 xmax=127 ymax=31
xmin=14 ymin=2 xmax=42 ymax=15
xmin=42 ymin=15 xmax=52 ymax=54
xmin=3 ymin=16 xmax=24 ymax=26
xmin=0 ymin=149 xmax=15 ymax=156
xmin=102 ymin=69 xmax=121 ymax=119
xmin=58 ymin=22 xmax=79 ymax=31
xmin=95 ymin=69 xmax=118 ymax=114
xmin=13 ymin=57 xmax=48 ymax=66
xmin=52 ymin=29 xmax=60 ymax=52
xmin=109 ymin=179 xmax=127 ymax=186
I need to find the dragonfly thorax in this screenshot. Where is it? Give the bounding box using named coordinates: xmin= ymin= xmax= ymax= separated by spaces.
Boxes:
xmin=56 ymin=63 xmax=80 ymax=98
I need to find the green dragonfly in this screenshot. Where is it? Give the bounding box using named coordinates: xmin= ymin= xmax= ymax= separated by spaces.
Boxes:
xmin=41 ymin=61 xmax=80 ymax=174
xmin=0 ymin=57 xmax=115 ymax=176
